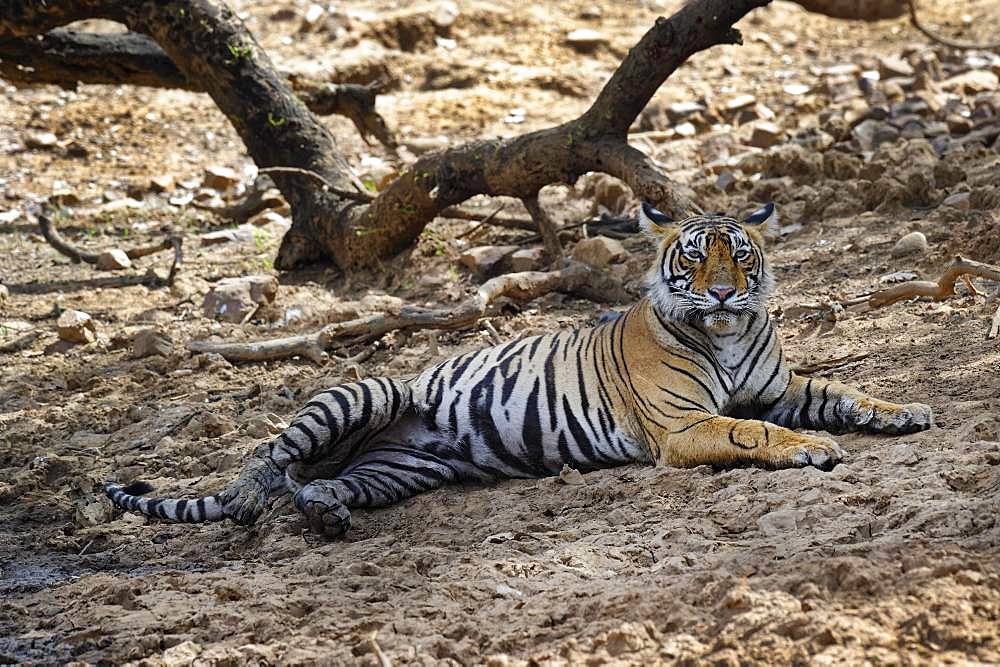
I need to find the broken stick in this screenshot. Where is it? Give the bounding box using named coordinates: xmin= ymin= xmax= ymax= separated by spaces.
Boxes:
xmin=866 ymin=256 xmax=1000 ymax=309
xmin=187 ymin=261 xmax=627 ymax=364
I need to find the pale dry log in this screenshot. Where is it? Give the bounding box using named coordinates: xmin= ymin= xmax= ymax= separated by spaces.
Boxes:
xmin=187 ymin=262 xmax=627 ymax=363
xmin=867 ymin=256 xmax=1000 ymax=308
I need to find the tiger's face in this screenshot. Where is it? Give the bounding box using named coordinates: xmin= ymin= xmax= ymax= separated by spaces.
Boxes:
xmin=640 ymin=202 xmax=777 ymax=334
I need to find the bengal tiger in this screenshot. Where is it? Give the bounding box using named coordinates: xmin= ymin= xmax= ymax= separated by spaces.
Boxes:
xmin=106 ymin=202 xmax=933 ymax=539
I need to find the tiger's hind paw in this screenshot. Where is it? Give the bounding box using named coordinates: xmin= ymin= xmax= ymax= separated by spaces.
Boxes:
xmin=293 ymin=483 xmax=351 ymax=540
xmin=219 ymin=478 xmax=270 ymax=526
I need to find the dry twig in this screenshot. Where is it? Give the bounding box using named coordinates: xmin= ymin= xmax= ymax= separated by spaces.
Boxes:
xmin=793 ymin=352 xmax=871 ymax=375
xmin=866 ymin=256 xmax=1000 ymax=309
xmin=187 ymin=262 xmax=626 ymax=363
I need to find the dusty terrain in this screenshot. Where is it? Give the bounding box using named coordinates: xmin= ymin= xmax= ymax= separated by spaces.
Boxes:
xmin=2 ymin=1 xmax=1000 ymax=664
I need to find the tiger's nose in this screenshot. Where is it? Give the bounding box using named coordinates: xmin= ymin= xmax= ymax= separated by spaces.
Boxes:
xmin=708 ymin=286 xmax=736 ymax=302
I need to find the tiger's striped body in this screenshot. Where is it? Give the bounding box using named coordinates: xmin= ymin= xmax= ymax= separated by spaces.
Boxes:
xmin=107 ymin=203 xmax=933 ymax=538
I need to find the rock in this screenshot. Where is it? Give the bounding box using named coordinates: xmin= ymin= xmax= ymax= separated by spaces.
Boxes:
xmin=50 ymin=189 xmax=82 ymax=206
xmin=202 ymin=274 xmax=279 ymax=323
xmin=558 ymin=464 xmax=586 ymax=486
xmin=202 ymin=165 xmax=241 ymax=191
xmin=783 ymin=83 xmax=810 ymax=96
xmin=188 ymin=412 xmax=237 ymax=439
xmin=0 ymin=284 xmax=8 ymax=303
xmin=432 ymin=1 xmax=460 ymax=28
xmin=722 ymin=94 xmax=756 ymax=114
xmin=200 ymin=225 xmax=256 ymax=246
xmin=942 ymin=192 xmax=971 ymax=210
xmin=852 ymin=119 xmax=899 ymax=151
xmin=716 ymin=171 xmax=737 ymax=192
xmin=160 ymin=640 xmax=203 ymax=666
xmin=133 ymin=328 xmax=173 ymax=358
xmin=459 ymin=245 xmax=518 ymax=277
xmin=666 ymin=101 xmax=706 ymax=123
xmin=757 ymin=508 xmax=802 ymax=536
xmin=25 ymin=131 xmax=58 ymax=149
xmin=946 ymin=114 xmax=973 ymax=135
xmin=571 ymin=236 xmax=628 ymax=268
xmin=149 ymin=174 xmax=175 ymax=193
xmin=674 ymin=122 xmax=696 ymax=137
xmin=942 ymin=70 xmax=998 ymax=95
xmin=57 ymin=310 xmax=97 ymax=344
xmin=749 ymin=121 xmax=784 ymax=148
xmin=878 ymin=55 xmax=914 ymax=79
xmin=891 ymin=231 xmax=929 ymax=257
xmin=75 ymin=500 xmax=111 ymax=528
xmin=302 ymin=3 xmax=325 ymax=27
xmin=510 ymin=247 xmax=545 ymax=272
xmin=887 ymin=442 xmax=920 ymax=465
xmin=95 ymin=249 xmax=132 ymax=270
xmin=244 ymin=413 xmax=288 ymax=439
xmin=565 ymin=28 xmax=606 ymax=51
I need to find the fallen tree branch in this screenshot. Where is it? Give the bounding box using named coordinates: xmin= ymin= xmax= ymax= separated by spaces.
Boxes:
xmin=0 ymin=28 xmax=396 ymax=146
xmin=792 ymin=352 xmax=871 ymax=375
xmin=36 ymin=210 xmax=183 ymax=285
xmin=0 ymin=0 xmax=764 ymax=272
xmin=866 ymin=256 xmax=1000 ymax=308
xmin=187 ymin=261 xmax=627 ymax=363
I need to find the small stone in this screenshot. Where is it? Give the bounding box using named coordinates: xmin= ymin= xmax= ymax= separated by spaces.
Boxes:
xmin=945 ymin=114 xmax=972 ymax=135
xmin=783 ymin=83 xmax=811 ymax=96
xmin=942 ymin=192 xmax=971 ymax=210
xmin=160 ymin=640 xmax=203 ymax=666
xmin=749 ymin=121 xmax=784 ymax=148
xmin=878 ymin=55 xmax=914 ymax=79
xmin=942 ymin=70 xmax=998 ymax=95
xmin=65 ymin=141 xmax=89 ymax=158
xmin=458 ymin=245 xmax=518 ymax=277
xmin=202 ymin=165 xmax=241 ymax=191
xmin=432 ymin=1 xmax=460 ymax=28
xmin=95 ymin=249 xmax=132 ymax=271
xmin=149 ymin=174 xmax=176 ymax=193
xmin=0 ymin=284 xmax=8 ymax=303
xmin=565 ymin=28 xmax=607 ymax=52
xmin=50 ymin=189 xmax=81 ymax=206
xmin=571 ymin=236 xmax=628 ymax=268
xmin=75 ymin=500 xmax=111 ymax=528
xmin=887 ymin=442 xmax=919 ymax=465
xmin=25 ymin=131 xmax=58 ymax=149
xmin=201 ymin=274 xmax=279 ymax=323
xmin=891 ymin=231 xmax=929 ymax=257
xmin=757 ymin=508 xmax=802 ymax=536
xmin=509 ymin=247 xmax=545 ymax=272
xmin=200 ymin=226 xmax=256 ymax=246
xmin=666 ymin=101 xmax=706 ymax=123
xmin=57 ymin=309 xmax=97 ymax=344
xmin=674 ymin=121 xmax=696 ymax=137
xmin=715 ymin=171 xmax=737 ymax=192
xmin=853 ymin=119 xmax=899 ymax=151
xmin=133 ymin=328 xmax=173 ymax=358
xmin=494 ymin=584 xmax=524 ymax=598
xmin=302 ymin=3 xmax=325 ymax=26
xmin=558 ymin=464 xmax=586 ymax=486
xmin=244 ymin=413 xmax=287 ymax=439
xmin=723 ymin=94 xmax=756 ymax=112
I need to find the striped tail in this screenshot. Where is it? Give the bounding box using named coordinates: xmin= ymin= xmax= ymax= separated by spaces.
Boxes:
xmin=105 ymin=481 xmax=226 ymax=523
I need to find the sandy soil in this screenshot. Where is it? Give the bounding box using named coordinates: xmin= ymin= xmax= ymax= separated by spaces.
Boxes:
xmin=2 ymin=1 xmax=1000 ymax=664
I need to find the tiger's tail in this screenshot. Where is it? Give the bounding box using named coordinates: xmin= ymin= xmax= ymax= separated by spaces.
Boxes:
xmin=105 ymin=481 xmax=227 ymax=523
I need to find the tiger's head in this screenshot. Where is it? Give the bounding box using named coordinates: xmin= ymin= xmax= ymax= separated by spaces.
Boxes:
xmin=640 ymin=202 xmax=777 ymax=334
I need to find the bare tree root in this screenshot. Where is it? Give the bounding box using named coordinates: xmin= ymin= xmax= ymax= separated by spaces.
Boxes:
xmin=187 ymin=262 xmax=627 ymax=364
xmin=866 ymin=256 xmax=1000 ymax=308
xmin=0 ymin=28 xmax=396 ymax=146
xmin=36 ymin=211 xmax=183 ymax=285
xmin=0 ymin=0 xmax=766 ymax=272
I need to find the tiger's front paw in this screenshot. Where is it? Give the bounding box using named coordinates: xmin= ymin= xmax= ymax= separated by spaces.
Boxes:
xmin=855 ymin=400 xmax=933 ymax=435
xmin=772 ymin=435 xmax=845 ymax=472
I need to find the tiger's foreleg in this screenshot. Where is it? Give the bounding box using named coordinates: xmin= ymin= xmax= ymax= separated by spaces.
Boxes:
xmin=215 ymin=378 xmax=413 ymax=525
xmin=650 ymin=412 xmax=846 ymax=471
xmin=761 ymin=374 xmax=933 ymax=436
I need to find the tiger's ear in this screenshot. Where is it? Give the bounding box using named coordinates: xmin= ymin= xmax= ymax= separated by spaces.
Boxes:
xmin=742 ymin=202 xmax=779 ymax=233
xmin=638 ymin=202 xmax=675 ymax=238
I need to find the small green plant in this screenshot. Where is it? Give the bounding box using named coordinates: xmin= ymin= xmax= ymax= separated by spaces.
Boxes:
xmin=226 ymin=41 xmax=253 ymax=64
xmin=362 ymin=179 xmax=378 ymax=193
xmin=252 ymin=227 xmax=270 ymax=252
xmin=267 ymin=112 xmax=286 ymax=128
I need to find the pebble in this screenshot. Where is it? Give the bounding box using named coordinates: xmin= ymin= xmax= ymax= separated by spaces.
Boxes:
xmin=942 ymin=70 xmax=998 ymax=95
xmin=459 ymin=245 xmax=518 ymax=277
xmin=200 ymin=225 xmax=257 ymax=246
xmin=558 ymin=464 xmax=586 ymax=486
xmin=891 ymin=231 xmax=929 ymax=257
xmin=723 ymin=94 xmax=756 ymax=112
xmin=509 ymin=247 xmax=545 ymax=272
xmin=149 ymin=174 xmax=176 ymax=193
xmin=56 ymin=309 xmax=97 ymax=344
xmin=942 ymin=192 xmax=971 ymax=210
xmin=571 ymin=236 xmax=628 ymax=268
xmin=666 ymin=101 xmax=706 ymax=122
xmin=202 ymin=165 xmax=241 ymax=191
xmin=565 ymin=28 xmax=607 ymax=52
xmin=25 ymin=131 xmax=58 ymax=149
xmin=749 ymin=121 xmax=784 ymax=148
xmin=202 ymin=274 xmax=279 ymax=323
xmin=878 ymin=55 xmax=914 ymax=79
xmin=133 ymin=328 xmax=173 ymax=358
xmin=674 ymin=122 xmax=696 ymax=137
xmin=757 ymin=508 xmax=802 ymax=536
xmin=95 ymin=249 xmax=132 ymax=270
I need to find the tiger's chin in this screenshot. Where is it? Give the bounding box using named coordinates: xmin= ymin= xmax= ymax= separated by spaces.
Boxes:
xmin=702 ymin=309 xmax=744 ymax=334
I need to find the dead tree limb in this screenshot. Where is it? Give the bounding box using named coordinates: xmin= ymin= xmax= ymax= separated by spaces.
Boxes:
xmin=0 ymin=0 xmax=767 ymax=271
xmin=0 ymin=28 xmax=395 ymax=146
xmin=187 ymin=262 xmax=627 ymax=363
xmin=866 ymin=256 xmax=1000 ymax=308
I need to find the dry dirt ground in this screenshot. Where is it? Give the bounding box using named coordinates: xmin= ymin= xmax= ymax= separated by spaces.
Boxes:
xmin=2 ymin=1 xmax=1000 ymax=665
